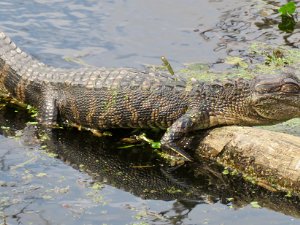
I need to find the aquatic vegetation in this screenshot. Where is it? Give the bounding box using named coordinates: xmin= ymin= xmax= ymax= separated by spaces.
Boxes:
xmin=278 ymin=1 xmax=297 ymax=33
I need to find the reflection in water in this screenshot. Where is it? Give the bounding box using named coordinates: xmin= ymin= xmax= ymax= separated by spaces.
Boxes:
xmin=278 ymin=15 xmax=297 ymax=33
xmin=49 ymin=130 xmax=300 ymax=219
xmin=1 ymin=102 xmax=300 ymax=223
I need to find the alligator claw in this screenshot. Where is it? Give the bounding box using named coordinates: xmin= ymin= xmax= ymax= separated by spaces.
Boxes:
xmin=162 ymin=142 xmax=193 ymax=162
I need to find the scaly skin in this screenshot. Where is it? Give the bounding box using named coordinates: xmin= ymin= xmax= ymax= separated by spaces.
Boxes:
xmin=0 ymin=31 xmax=299 ymax=161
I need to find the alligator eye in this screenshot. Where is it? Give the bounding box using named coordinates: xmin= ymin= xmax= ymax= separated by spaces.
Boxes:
xmin=255 ymin=84 xmax=281 ymax=93
xmin=280 ymin=83 xmax=300 ymax=93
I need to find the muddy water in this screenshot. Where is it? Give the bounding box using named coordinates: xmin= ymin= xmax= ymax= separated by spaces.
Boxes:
xmin=0 ymin=0 xmax=299 ymax=225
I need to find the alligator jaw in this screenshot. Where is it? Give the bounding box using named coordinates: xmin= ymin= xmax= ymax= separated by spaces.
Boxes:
xmin=251 ymin=70 xmax=300 ymax=123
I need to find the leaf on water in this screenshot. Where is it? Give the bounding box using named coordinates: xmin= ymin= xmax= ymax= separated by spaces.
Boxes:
xmin=130 ymin=165 xmax=154 ymax=168
xmin=0 ymin=126 xmax=10 ymax=130
xmin=42 ymin=195 xmax=53 ymax=200
xmin=151 ymin=142 xmax=161 ymax=149
xmin=117 ymin=144 xmax=136 ymax=149
xmin=10 ymin=156 xmax=38 ymax=170
xmin=285 ymin=191 xmax=292 ymax=197
xmin=102 ymin=131 xmax=112 ymax=136
xmin=45 ymin=152 xmax=58 ymax=158
xmin=250 ymin=201 xmax=261 ymax=208
xmin=91 ymin=183 xmax=103 ymax=190
xmin=27 ymin=121 xmax=38 ymax=125
xmin=225 ymin=56 xmax=248 ymax=68
xmin=222 ymin=169 xmax=229 ymax=175
xmin=278 ymin=2 xmax=296 ymax=16
xmin=36 ymin=172 xmax=47 ymax=178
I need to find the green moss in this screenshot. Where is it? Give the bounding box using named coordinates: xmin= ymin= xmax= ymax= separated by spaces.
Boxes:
xmin=249 ymin=42 xmax=300 ymax=68
xmin=218 ymin=154 xmax=299 ymax=195
xmin=178 ymin=41 xmax=300 ymax=84
xmin=225 ymin=56 xmax=249 ymax=68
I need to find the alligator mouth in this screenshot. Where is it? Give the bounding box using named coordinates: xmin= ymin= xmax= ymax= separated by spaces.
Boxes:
xmin=252 ymin=101 xmax=300 ymax=122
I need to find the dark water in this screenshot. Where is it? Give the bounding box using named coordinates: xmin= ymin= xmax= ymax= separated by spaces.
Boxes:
xmin=0 ymin=0 xmax=300 ymax=224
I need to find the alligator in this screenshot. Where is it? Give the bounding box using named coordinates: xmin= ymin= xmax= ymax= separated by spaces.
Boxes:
xmin=0 ymin=31 xmax=299 ymax=161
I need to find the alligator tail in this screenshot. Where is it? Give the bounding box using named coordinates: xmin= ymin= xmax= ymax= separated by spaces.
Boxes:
xmin=0 ymin=31 xmax=46 ymax=103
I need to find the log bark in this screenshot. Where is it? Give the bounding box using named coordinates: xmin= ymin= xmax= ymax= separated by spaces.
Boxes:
xmin=194 ymin=126 xmax=300 ymax=194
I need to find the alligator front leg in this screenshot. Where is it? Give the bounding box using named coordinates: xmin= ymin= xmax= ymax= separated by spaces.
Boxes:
xmin=160 ymin=110 xmax=209 ymax=162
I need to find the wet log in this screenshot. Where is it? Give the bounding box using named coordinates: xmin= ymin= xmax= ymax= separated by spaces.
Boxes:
xmin=195 ymin=126 xmax=300 ymax=194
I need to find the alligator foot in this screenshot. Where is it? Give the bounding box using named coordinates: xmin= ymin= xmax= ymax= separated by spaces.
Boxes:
xmin=161 ymin=141 xmax=193 ymax=162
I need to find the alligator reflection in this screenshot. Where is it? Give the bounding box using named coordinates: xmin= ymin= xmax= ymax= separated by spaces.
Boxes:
xmin=1 ymin=102 xmax=300 ymax=219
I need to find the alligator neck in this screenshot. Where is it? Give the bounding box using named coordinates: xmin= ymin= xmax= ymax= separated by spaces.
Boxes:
xmin=200 ymin=78 xmax=257 ymax=127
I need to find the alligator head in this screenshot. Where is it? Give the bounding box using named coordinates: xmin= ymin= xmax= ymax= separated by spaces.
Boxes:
xmin=251 ymin=68 xmax=300 ymax=124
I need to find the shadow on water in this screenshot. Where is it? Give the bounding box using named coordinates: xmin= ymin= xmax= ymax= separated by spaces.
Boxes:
xmin=1 ymin=102 xmax=300 ymax=224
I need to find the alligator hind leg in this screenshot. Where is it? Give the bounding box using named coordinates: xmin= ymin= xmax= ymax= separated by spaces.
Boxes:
xmin=36 ymin=91 xmax=59 ymax=127
xmin=160 ymin=110 xmax=207 ymax=162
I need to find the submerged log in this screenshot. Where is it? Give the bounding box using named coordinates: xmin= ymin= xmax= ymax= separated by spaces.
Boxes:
xmin=194 ymin=126 xmax=300 ymax=194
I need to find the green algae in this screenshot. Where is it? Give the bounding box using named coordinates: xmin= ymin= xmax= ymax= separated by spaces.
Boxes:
xmin=250 ymin=201 xmax=262 ymax=208
xmin=178 ymin=42 xmax=300 ymax=83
